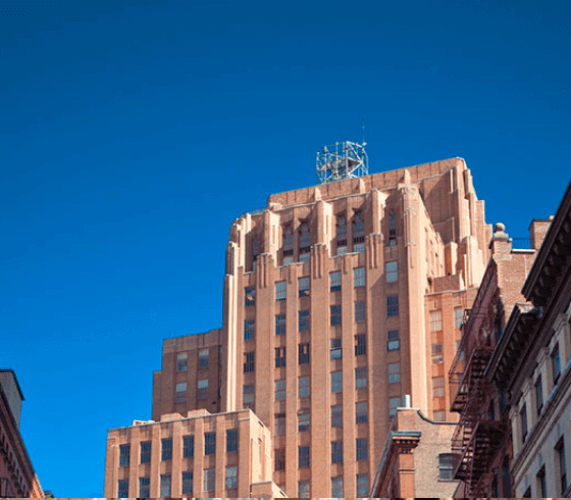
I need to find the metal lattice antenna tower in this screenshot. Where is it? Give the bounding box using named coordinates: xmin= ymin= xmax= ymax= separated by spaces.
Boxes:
xmin=316 ymin=141 xmax=369 ymax=184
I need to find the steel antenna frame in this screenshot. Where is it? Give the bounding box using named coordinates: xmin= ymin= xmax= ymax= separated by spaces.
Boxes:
xmin=316 ymin=141 xmax=369 ymax=184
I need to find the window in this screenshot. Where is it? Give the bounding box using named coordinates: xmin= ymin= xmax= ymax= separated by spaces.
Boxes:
xmin=119 ymin=444 xmax=130 ymax=467
xmin=183 ymin=435 xmax=194 ymax=458
xmin=330 ymin=305 xmax=342 ymax=326
xmin=331 ymin=440 xmax=343 ymax=464
xmin=536 ymin=376 xmax=543 ymax=416
xmin=161 ymin=438 xmax=172 ymax=461
xmin=244 ymin=352 xmax=255 ymax=372
xmin=244 ymin=320 xmax=255 ymax=341
xmin=388 ymin=329 xmax=400 ymax=350
xmin=298 ymin=480 xmax=310 ymax=498
xmin=388 ymin=362 xmax=401 ymax=384
xmin=203 ymin=469 xmax=215 ymax=492
xmin=275 ymin=347 xmax=286 ymax=368
xmin=276 ymin=280 xmax=286 ymax=301
xmin=275 ymin=448 xmax=285 ymax=470
xmin=299 ymin=221 xmax=311 ymax=255
xmin=355 ymin=334 xmax=367 ymax=355
xmin=331 ymin=476 xmax=343 ymax=498
xmin=355 ymin=367 xmax=367 ymax=389
xmin=299 ymin=343 xmax=310 ymax=364
xmin=557 ymin=437 xmax=567 ymax=494
xmin=275 ymin=379 xmax=286 ymax=401
xmin=433 ymin=410 xmax=446 ymax=421
xmin=198 ymin=379 xmax=209 ymax=399
xmin=330 ymin=271 xmax=342 ymax=291
xmin=353 ymin=212 xmax=365 ymax=243
xmin=177 ymin=353 xmax=188 ymax=372
xmin=175 ymin=382 xmax=187 ymax=403
xmin=389 ymin=396 xmax=400 ymax=418
xmin=521 ymin=403 xmax=528 ymax=442
xmin=336 ymin=214 xmax=347 ymax=252
xmin=430 ymin=310 xmax=442 ymax=331
xmin=298 ymin=409 xmax=310 ymax=432
xmin=356 ymin=401 xmax=367 ymax=424
xmin=283 ymin=224 xmax=293 ymax=250
xmin=330 ymin=338 xmax=342 ymax=360
xmin=226 ymin=429 xmax=238 ymax=452
xmin=432 ymin=343 xmax=443 ymax=364
xmin=299 ymin=276 xmax=310 ymax=297
xmin=356 ymin=438 xmax=368 ymax=460
xmin=245 ymin=286 xmax=255 ymax=306
xmin=357 ymin=473 xmax=368 ymax=497
xmin=454 ymin=307 xmax=463 ymax=328
xmin=354 ymin=267 xmax=365 ymax=288
xmin=139 ymin=477 xmax=150 ymax=498
xmin=140 ymin=441 xmax=151 ymax=464
xmin=355 ymin=301 xmax=366 ymax=323
xmin=275 ymin=314 xmax=286 ymax=335
xmin=502 ymin=456 xmax=511 ymax=496
xmin=160 ymin=475 xmax=171 ymax=497
xmin=118 ymin=479 xmax=129 ymax=498
xmin=386 ymin=261 xmax=398 ymax=282
xmin=552 ymin=344 xmax=561 ymax=384
xmin=243 ymin=385 xmax=254 ymax=407
xmin=387 ymin=295 xmax=399 ymax=316
xmin=299 ymin=376 xmax=310 ymax=398
xmin=225 ymin=465 xmax=237 ymax=490
xmin=389 ymin=211 xmax=397 ymax=242
xmin=197 ymin=348 xmax=209 ymax=368
xmin=299 ymin=446 xmax=310 ymax=468
xmin=275 ymin=414 xmax=285 ymax=435
xmin=331 ymin=371 xmax=342 ymax=393
xmin=537 ymin=466 xmax=546 ymax=497
xmin=332 ymin=405 xmax=343 ymax=427
xmin=299 ymin=310 xmax=310 ymax=332
xmin=433 ymin=376 xmax=445 ymax=398
xmin=439 ymin=454 xmax=456 ymax=480
xmin=204 ymin=432 xmax=216 ymax=455
xmin=182 ymin=471 xmax=193 ymax=495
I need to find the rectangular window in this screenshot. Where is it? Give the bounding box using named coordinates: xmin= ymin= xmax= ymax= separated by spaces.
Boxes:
xmin=197 ymin=379 xmax=209 ymax=399
xmin=387 ymin=295 xmax=399 ymax=317
xmin=181 ymin=471 xmax=193 ymax=495
xmin=283 ymin=255 xmax=294 ymax=266
xmin=355 ymin=301 xmax=366 ymax=323
xmin=330 ymin=271 xmax=342 ymax=291
xmin=355 ymin=367 xmax=367 ymax=389
xmin=139 ymin=477 xmax=150 ymax=498
xmin=299 ymin=376 xmax=310 ymax=398
xmin=330 ymin=338 xmax=342 ymax=360
xmin=389 ymin=396 xmax=401 ymax=418
xmin=557 ymin=438 xmax=568 ymax=493
xmin=225 ymin=465 xmax=237 ymax=490
xmin=386 ymin=261 xmax=398 ymax=282
xmin=299 ymin=343 xmax=310 ymax=364
xmin=433 ymin=410 xmax=446 ymax=421
xmin=354 ymin=242 xmax=365 ymax=253
xmin=299 ymin=276 xmax=310 ymax=297
xmin=299 ymin=310 xmax=310 ymax=332
xmin=244 ymin=320 xmax=255 ymax=341
xmin=388 ymin=329 xmax=400 ymax=350
xmin=275 ymin=280 xmax=286 ymax=301
xmin=439 ymin=454 xmax=455 ymax=480
xmin=432 ymin=343 xmax=443 ymax=364
xmin=331 ymin=440 xmax=343 ymax=464
xmin=299 ymin=252 xmax=310 ymax=263
xmin=183 ymin=435 xmax=194 ymax=458
xmin=298 ymin=481 xmax=310 ymax=498
xmin=454 ymin=307 xmax=463 ymax=328
xmin=521 ymin=404 xmax=528 ymax=442
xmin=118 ymin=479 xmax=129 ymax=498
xmin=298 ymin=409 xmax=310 ymax=432
xmin=243 ymin=384 xmax=254 ymax=407
xmin=244 ymin=352 xmax=255 ymax=372
xmin=275 ymin=379 xmax=286 ymax=401
xmin=299 ymin=446 xmax=310 ymax=468
xmin=175 ymin=382 xmax=187 ymax=403
xmin=275 ymin=314 xmax=286 ymax=335
xmin=204 ymin=432 xmax=216 ymax=455
xmin=388 ymin=362 xmax=401 ymax=384
xmin=331 ymin=371 xmax=342 ymax=393
xmin=203 ymin=469 xmax=215 ymax=492
xmin=198 ymin=348 xmax=209 ymax=368
xmin=536 ymin=376 xmax=543 ymax=416
xmin=354 ymin=267 xmax=365 ymax=288
xmin=331 ymin=405 xmax=343 ymax=427
xmin=355 ymin=334 xmax=367 ymax=355
xmin=433 ymin=376 xmax=445 ymax=398
xmin=356 ymin=401 xmax=367 ymax=424
xmin=356 ymin=474 xmax=369 ymax=497
xmin=537 ymin=466 xmax=546 ymax=497
xmin=140 ymin=441 xmax=151 ymax=464
xmin=430 ymin=310 xmax=443 ymax=331
xmin=552 ymin=344 xmax=561 ymax=384
xmin=275 ymin=448 xmax=285 ymax=471
xmin=330 ymin=304 xmax=342 ymax=326
xmin=119 ymin=444 xmax=130 ymax=467
xmin=160 ymin=475 xmax=171 ymax=497
xmin=226 ymin=429 xmax=238 ymax=452
xmin=356 ymin=438 xmax=368 ymax=460
xmin=275 ymin=347 xmax=286 ymax=368
xmin=275 ymin=414 xmax=285 ymax=435
xmin=245 ymin=286 xmax=255 ymax=306
xmin=177 ymin=353 xmax=187 ymax=372
xmin=161 ymin=438 xmax=172 ymax=461
xmin=331 ymin=477 xmax=343 ymax=498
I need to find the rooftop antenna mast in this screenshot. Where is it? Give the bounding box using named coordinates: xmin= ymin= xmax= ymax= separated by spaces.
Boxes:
xmin=316 ymin=129 xmax=369 ymax=185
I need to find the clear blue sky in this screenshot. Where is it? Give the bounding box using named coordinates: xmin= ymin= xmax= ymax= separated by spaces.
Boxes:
xmin=1 ymin=0 xmax=569 ymax=496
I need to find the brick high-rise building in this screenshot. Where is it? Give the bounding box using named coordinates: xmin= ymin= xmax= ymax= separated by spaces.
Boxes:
xmin=105 ymin=149 xmax=492 ymax=498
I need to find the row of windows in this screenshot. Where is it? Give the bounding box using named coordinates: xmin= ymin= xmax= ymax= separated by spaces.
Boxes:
xmin=521 ymin=438 xmax=567 ymax=497
xmin=296 ymin=474 xmax=369 ymax=498
xmin=176 ymin=349 xmax=209 ymax=372
xmin=275 ymin=440 xmax=368 ymax=472
xmin=428 ymin=307 xmax=464 ymax=332
xmin=174 ymin=379 xmax=209 ymax=402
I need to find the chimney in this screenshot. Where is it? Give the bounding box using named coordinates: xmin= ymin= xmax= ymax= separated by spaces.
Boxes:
xmin=529 ymin=218 xmax=552 ymax=250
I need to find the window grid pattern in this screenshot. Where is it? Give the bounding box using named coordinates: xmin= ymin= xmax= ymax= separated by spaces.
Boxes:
xmin=299 ymin=446 xmax=310 ymax=468
xmin=454 ymin=307 xmax=463 ymax=328
xmin=198 ymin=348 xmax=209 ymax=368
xmin=387 ymin=295 xmax=399 ymax=316
xmin=299 ymin=343 xmax=310 ymax=364
xmin=276 ymin=281 xmax=286 ymax=301
xmin=203 ymin=469 xmax=215 ymax=492
xmin=388 ymin=329 xmax=400 ymax=350
xmin=275 ymin=314 xmax=286 ymax=335
xmin=356 ymin=438 xmax=368 ymax=460
xmin=298 ymin=410 xmax=310 ymax=432
xmin=330 ymin=271 xmax=342 ymax=292
xmin=330 ymin=338 xmax=342 ymax=360
xmin=160 ymin=475 xmax=171 ymax=497
xmin=182 ymin=472 xmax=193 ymax=495
xmin=118 ymin=479 xmax=129 ymax=498
xmin=275 ymin=347 xmax=286 ymax=368
xmin=356 ymin=474 xmax=368 ymax=497
xmin=354 ymin=267 xmax=365 ymax=288
xmin=331 ymin=477 xmax=343 ymax=498
xmin=355 ymin=301 xmax=366 ymax=323
xmin=388 ymin=362 xmax=401 ymax=384
xmin=161 ymin=439 xmax=172 ymax=461
xmin=245 ymin=287 xmax=255 ymax=306
xmin=175 ymin=382 xmax=187 ymax=403
xmin=139 ymin=477 xmax=150 ymax=498
xmin=226 ymin=429 xmax=238 ymax=452
xmin=204 ymin=432 xmax=216 ymax=455
xmin=299 ymin=276 xmax=310 ymax=297
xmin=356 ymin=401 xmax=367 ymax=424
xmin=225 ymin=465 xmax=238 ymax=490
xmin=386 ymin=261 xmax=398 ymax=282
xmin=140 ymin=441 xmax=151 ymax=464
xmin=430 ymin=310 xmax=443 ymax=331
xmin=355 ymin=334 xmax=366 ymax=355
xmin=197 ymin=379 xmax=208 ymax=400
xmin=183 ymin=435 xmax=194 ymax=458
xmin=331 ymin=371 xmax=342 ymax=393
xmin=298 ymin=481 xmax=310 ymax=498
xmin=244 ymin=320 xmax=255 ymax=341
xmin=244 ymin=352 xmax=255 ymax=372
xmin=439 ymin=454 xmax=455 ymax=480
xmin=331 ymin=441 xmax=343 ymax=464
xmin=331 ymin=405 xmax=343 ymax=427
xmin=243 ymin=385 xmax=254 ymax=407
xmin=299 ymin=310 xmax=310 ymax=332
xmin=433 ymin=376 xmax=445 ymax=398
xmin=330 ymin=305 xmax=342 ymax=326
xmin=299 ymin=376 xmax=310 ymax=398
xmin=119 ymin=444 xmax=130 ymax=467
xmin=275 ymin=414 xmax=285 ymax=435
xmin=177 ymin=353 xmax=187 ymax=372
xmin=275 ymin=379 xmax=286 ymax=401
xmin=355 ymin=367 xmax=367 ymax=389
